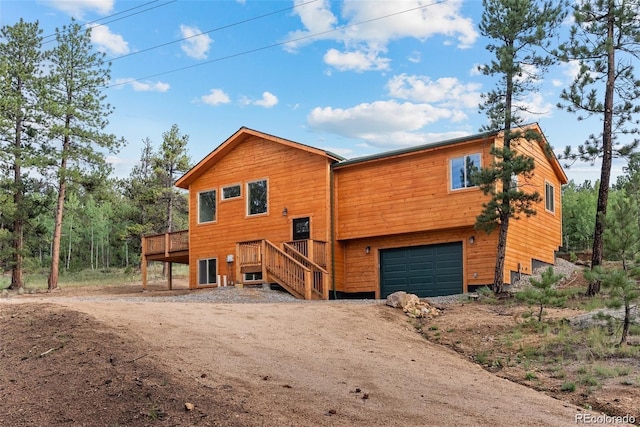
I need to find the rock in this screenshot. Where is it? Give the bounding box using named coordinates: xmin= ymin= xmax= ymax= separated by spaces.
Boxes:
xmin=387 ymin=291 xmax=441 ymax=319
xmin=386 ymin=291 xmax=408 ymax=308
xmin=184 ymin=402 xmax=194 ymax=411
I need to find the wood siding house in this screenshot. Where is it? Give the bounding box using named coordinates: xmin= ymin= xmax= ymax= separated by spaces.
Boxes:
xmin=142 ymin=124 xmax=567 ymax=299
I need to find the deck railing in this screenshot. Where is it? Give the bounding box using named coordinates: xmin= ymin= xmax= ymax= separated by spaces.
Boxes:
xmin=283 ymin=242 xmax=327 ymax=299
xmin=144 ymin=230 xmax=189 ymax=256
xmin=284 ymin=239 xmax=328 ymax=268
xmin=264 ymin=240 xmax=312 ymax=299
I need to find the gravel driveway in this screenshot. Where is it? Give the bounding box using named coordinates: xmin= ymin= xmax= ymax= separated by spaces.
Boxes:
xmin=4 ymin=283 xmax=592 ymax=427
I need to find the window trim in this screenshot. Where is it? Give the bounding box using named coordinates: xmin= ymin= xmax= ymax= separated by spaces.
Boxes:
xmin=243 ymin=272 xmax=263 ymax=282
xmin=221 ymin=183 xmax=241 ymax=201
xmin=197 ymin=189 xmax=217 ymax=224
xmin=450 ymin=153 xmax=481 ymax=191
xmin=246 ymin=178 xmax=269 ymax=217
xmin=545 ymin=181 xmax=555 ymax=213
xmin=197 ymin=258 xmax=218 ymax=286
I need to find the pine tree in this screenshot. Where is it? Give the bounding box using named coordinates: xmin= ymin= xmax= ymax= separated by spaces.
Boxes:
xmin=44 ymin=20 xmax=122 ymax=290
xmin=152 ymin=124 xmax=191 ymax=233
xmin=556 ymin=0 xmax=640 ymax=295
xmin=475 ymin=0 xmax=567 ymax=293
xmin=0 ymin=19 xmax=46 ymax=289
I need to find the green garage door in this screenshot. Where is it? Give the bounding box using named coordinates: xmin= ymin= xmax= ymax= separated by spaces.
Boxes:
xmin=380 ymin=242 xmax=463 ymax=298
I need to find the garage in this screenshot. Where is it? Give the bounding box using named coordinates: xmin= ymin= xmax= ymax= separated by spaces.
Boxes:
xmin=380 ymin=242 xmax=463 ymax=298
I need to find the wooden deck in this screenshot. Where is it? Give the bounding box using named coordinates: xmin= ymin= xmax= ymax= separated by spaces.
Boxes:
xmin=141 ymin=231 xmax=328 ymax=299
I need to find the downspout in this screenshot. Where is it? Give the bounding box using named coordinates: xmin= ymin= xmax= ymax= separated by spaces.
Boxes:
xmin=330 ymin=164 xmax=337 ymax=299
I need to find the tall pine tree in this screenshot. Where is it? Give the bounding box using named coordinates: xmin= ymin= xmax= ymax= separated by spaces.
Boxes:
xmin=44 ymin=20 xmax=122 ymax=290
xmin=0 ymin=19 xmax=46 ymax=289
xmin=475 ymin=0 xmax=566 ymax=293
xmin=556 ymin=0 xmax=640 ymax=295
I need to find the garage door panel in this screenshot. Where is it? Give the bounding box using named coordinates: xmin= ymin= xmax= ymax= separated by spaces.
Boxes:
xmin=380 ymin=242 xmax=462 ymax=298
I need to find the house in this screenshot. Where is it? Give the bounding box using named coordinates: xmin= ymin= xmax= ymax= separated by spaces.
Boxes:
xmin=141 ymin=124 xmax=568 ymax=299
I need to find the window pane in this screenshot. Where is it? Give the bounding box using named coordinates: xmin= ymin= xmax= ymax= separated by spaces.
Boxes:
xmin=465 ymin=154 xmax=481 ymax=187
xmin=199 ymin=190 xmax=216 ymax=222
xmin=248 ymin=180 xmax=268 ymax=215
xmin=546 ymin=183 xmax=554 ymax=212
xmin=198 ymin=260 xmax=207 ymax=284
xmin=222 ymin=185 xmax=241 ymax=199
xmin=207 ymin=259 xmax=217 ymax=284
xmin=451 ymin=157 xmax=464 ymax=189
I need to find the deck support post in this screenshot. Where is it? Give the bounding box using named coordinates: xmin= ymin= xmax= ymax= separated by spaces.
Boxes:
xmin=168 ymin=262 xmax=173 ymax=290
xmin=141 ymin=236 xmax=148 ymax=291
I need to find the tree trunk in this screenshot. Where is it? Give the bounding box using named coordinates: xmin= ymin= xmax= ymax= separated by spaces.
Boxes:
xmin=493 ymin=214 xmax=509 ymax=294
xmin=620 ymin=302 xmax=630 ymax=346
xmin=10 ymin=108 xmax=24 ymax=290
xmin=588 ymin=7 xmax=615 ymax=296
xmin=48 ymin=129 xmax=70 ymax=290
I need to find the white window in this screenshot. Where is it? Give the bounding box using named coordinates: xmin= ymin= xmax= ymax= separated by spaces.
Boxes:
xmin=545 ymin=182 xmax=555 ymax=213
xmin=450 ymin=154 xmax=481 ymax=190
xmin=198 ymin=258 xmax=217 ymax=285
xmin=247 ymin=179 xmax=268 ymax=216
xmin=198 ymin=189 xmax=216 ymax=223
xmin=243 ymin=272 xmax=263 ymax=282
xmin=221 ymin=184 xmax=241 ymax=200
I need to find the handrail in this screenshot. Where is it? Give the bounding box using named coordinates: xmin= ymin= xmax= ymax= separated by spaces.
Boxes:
xmin=283 ymin=243 xmax=327 ymax=299
xmin=284 ymin=239 xmax=328 ymax=268
xmin=264 ymin=240 xmax=312 ymax=299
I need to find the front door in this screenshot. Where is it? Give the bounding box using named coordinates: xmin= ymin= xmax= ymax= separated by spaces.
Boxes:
xmin=292 ymin=217 xmax=310 ymax=240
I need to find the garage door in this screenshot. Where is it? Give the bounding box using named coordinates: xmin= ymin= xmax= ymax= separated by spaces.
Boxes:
xmin=380 ymin=242 xmax=463 ymax=298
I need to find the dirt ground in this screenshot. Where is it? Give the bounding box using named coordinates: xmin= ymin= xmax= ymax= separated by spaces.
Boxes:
xmin=0 ymin=283 xmax=634 ymax=426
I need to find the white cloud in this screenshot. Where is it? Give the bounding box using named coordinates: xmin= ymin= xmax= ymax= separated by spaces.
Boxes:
xmin=201 ymin=89 xmax=231 ymax=106
xmin=386 ymin=74 xmax=482 ymax=109
xmin=286 ymin=0 xmax=478 ymax=71
xmin=89 ymin=25 xmax=129 ymax=56
xmin=514 ymin=92 xmax=555 ymax=121
xmin=254 ymin=92 xmax=278 ymax=108
xmin=46 ymin=0 xmax=113 ymax=18
xmin=307 ymin=100 xmax=466 ymax=148
xmin=180 ymin=25 xmax=212 ymax=60
xmin=469 ymin=63 xmax=483 ymax=76
xmin=323 ymin=48 xmax=390 ymax=72
xmin=113 ymin=78 xmax=170 ymax=92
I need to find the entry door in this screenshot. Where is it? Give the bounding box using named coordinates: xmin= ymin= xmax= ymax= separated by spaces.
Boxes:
xmin=292 ymin=217 xmax=310 ymax=240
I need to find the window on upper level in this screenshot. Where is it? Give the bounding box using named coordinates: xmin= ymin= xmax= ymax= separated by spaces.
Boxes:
xmin=247 ymin=179 xmax=268 ymax=216
xmin=221 ymin=184 xmax=241 ymax=200
xmin=450 ymin=154 xmax=481 ymax=190
xmin=198 ymin=189 xmax=216 ymax=223
xmin=545 ymin=182 xmax=555 ymax=213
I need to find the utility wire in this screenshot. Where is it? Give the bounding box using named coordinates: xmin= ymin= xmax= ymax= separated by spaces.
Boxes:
xmin=110 ymin=0 xmax=319 ymax=62
xmin=108 ymin=0 xmax=445 ymax=89
xmin=42 ymin=0 xmax=176 ymax=43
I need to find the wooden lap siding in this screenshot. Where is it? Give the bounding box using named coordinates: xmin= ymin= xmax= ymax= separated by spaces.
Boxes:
xmin=186 ymin=136 xmax=333 ymax=288
xmin=335 ymin=227 xmax=497 ymax=295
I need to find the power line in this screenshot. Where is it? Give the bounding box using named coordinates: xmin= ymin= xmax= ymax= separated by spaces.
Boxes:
xmin=110 ymin=0 xmax=319 ymax=62
xmin=42 ymin=0 xmax=176 ymax=43
xmin=107 ymin=0 xmax=446 ymax=89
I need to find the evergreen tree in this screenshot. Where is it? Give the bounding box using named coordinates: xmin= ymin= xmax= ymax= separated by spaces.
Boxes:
xmin=475 ymin=0 xmax=567 ymax=293
xmin=516 ymin=266 xmax=565 ymax=321
xmin=604 ymin=192 xmax=640 ymax=270
xmin=0 ymin=19 xmax=47 ymax=289
xmin=153 ymin=124 xmax=191 ymax=233
xmin=44 ymin=20 xmax=122 ymax=290
xmin=556 ymin=0 xmax=640 ymax=295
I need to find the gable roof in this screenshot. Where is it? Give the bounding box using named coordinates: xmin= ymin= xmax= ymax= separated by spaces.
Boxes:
xmin=175 ymin=127 xmax=345 ymax=189
xmin=332 ymin=123 xmax=568 ymax=184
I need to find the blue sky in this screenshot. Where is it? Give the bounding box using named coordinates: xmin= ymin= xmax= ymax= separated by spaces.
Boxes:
xmin=0 ymin=0 xmax=624 ymax=184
